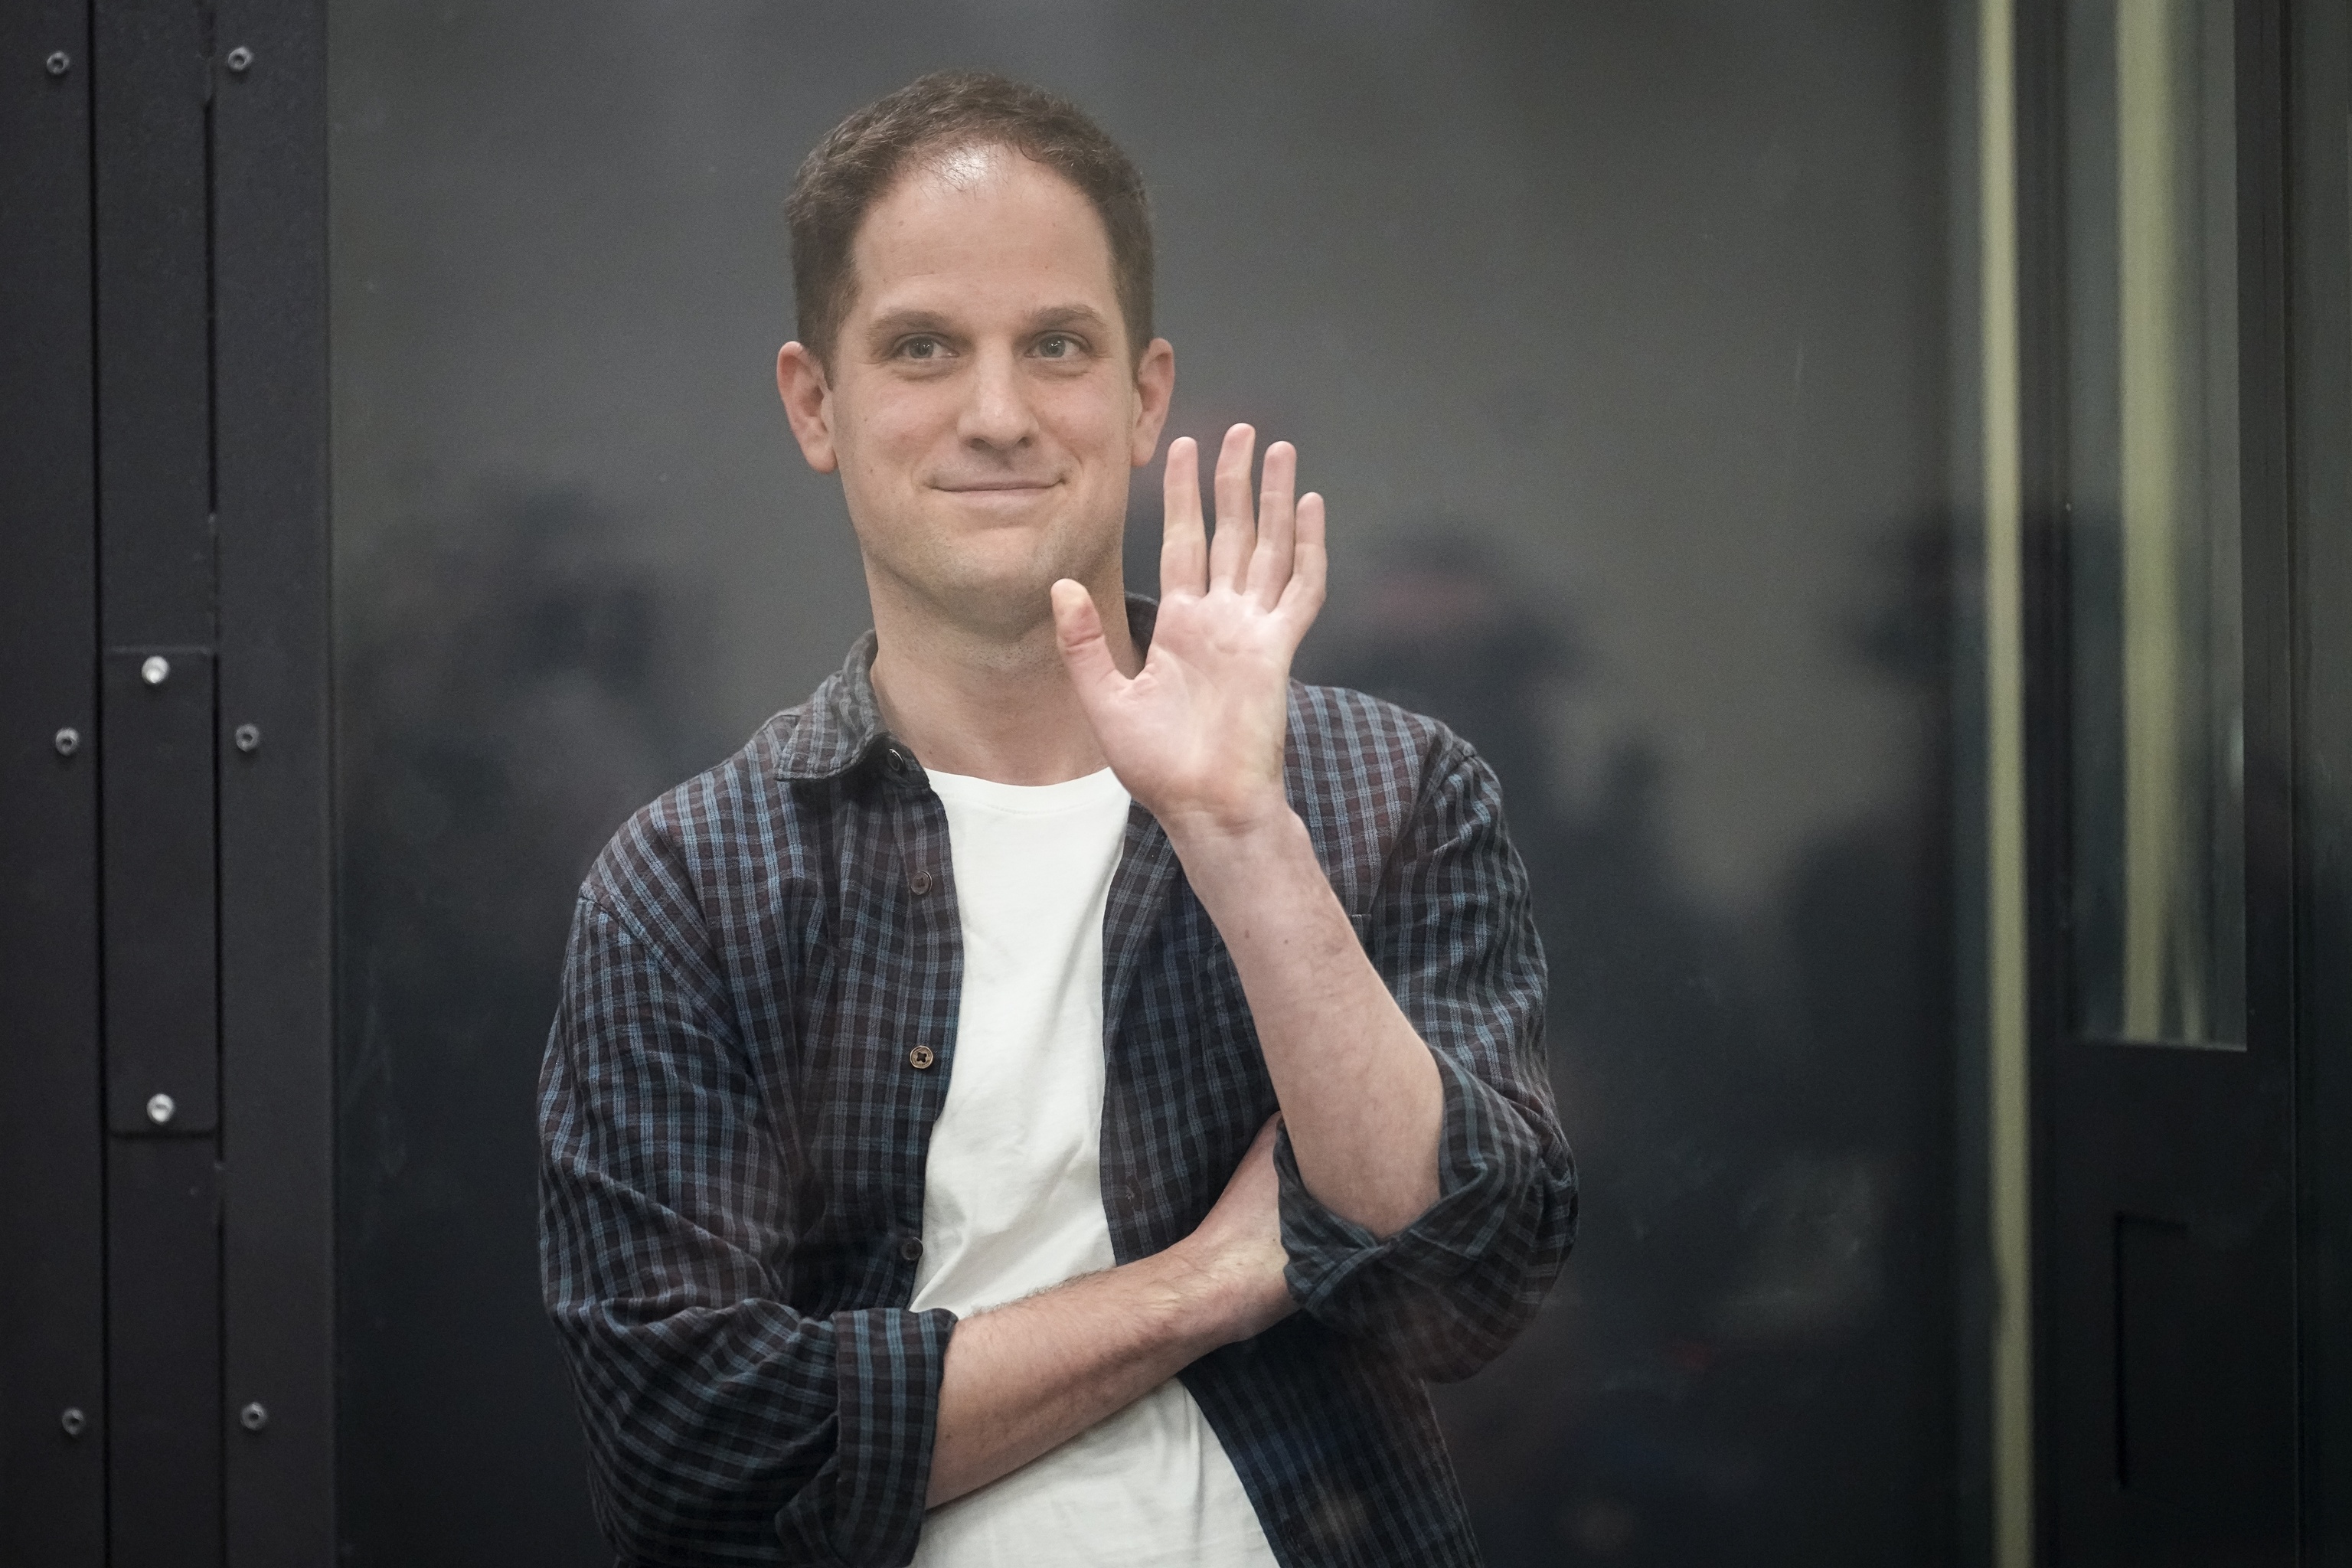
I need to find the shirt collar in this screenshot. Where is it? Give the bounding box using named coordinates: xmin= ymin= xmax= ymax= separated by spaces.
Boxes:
xmin=773 ymin=593 xmax=1160 ymax=782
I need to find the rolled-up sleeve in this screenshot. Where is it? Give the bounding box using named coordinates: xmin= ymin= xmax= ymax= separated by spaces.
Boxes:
xmin=540 ymin=896 xmax=952 ymax=1566
xmin=1276 ymin=737 xmax=1576 ymax=1383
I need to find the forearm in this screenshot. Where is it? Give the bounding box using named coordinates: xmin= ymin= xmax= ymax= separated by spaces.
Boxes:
xmin=1171 ymin=809 xmax=1443 ymax=1236
xmin=927 ymin=1248 xmax=1225 ymax=1507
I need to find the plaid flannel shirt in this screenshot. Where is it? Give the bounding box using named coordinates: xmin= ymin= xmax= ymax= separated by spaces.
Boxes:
xmin=539 ymin=599 xmax=1576 ymax=1568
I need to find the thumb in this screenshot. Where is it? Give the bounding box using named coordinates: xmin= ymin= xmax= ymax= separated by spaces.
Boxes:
xmin=1050 ymin=580 xmax=1124 ymax=705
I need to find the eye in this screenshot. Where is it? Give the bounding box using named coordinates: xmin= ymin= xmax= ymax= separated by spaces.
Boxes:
xmin=1034 ymin=332 xmax=1081 ymax=359
xmin=896 ymin=335 xmax=946 ymax=361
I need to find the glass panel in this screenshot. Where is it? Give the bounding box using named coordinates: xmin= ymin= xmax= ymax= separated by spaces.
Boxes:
xmin=330 ymin=5 xmax=1966 ymax=1563
xmin=2066 ymin=0 xmax=2246 ymax=1047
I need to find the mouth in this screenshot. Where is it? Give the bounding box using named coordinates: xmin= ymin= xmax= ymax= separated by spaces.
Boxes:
xmin=933 ymin=478 xmax=1060 ymax=495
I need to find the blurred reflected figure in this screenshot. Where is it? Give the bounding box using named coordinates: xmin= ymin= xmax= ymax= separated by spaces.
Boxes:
xmin=338 ymin=488 xmax=729 ymax=1566
xmin=1310 ymin=525 xmax=1951 ymax=1566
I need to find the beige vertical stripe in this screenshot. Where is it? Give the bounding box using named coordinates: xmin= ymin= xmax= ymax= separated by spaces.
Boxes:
xmin=1979 ymin=0 xmax=2034 ymax=1561
xmin=2117 ymin=0 xmax=2189 ymax=1040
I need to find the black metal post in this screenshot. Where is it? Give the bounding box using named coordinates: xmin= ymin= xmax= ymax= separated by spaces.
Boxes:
xmin=0 ymin=2 xmax=106 ymax=1554
xmin=1 ymin=2 xmax=332 ymax=1561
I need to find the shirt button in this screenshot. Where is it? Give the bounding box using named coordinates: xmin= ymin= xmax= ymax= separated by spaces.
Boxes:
xmin=900 ymin=1236 xmax=923 ymax=1262
xmin=909 ymin=870 xmax=933 ymax=896
xmin=1121 ymin=1182 xmax=1140 ymax=1206
xmin=886 ymin=748 xmax=909 ymax=773
xmin=907 ymin=1044 xmax=936 ymax=1070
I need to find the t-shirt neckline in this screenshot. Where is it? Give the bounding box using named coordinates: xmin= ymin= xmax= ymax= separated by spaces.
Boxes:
xmin=922 ymin=764 xmax=1129 ymax=815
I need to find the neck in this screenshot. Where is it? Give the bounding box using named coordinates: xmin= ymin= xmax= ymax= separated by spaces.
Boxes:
xmin=864 ymin=573 xmax=1139 ymax=786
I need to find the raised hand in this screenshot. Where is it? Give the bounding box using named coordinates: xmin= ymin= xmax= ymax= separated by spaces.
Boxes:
xmin=1057 ymin=427 xmax=1443 ymax=1242
xmin=1049 ymin=423 xmax=1326 ymax=841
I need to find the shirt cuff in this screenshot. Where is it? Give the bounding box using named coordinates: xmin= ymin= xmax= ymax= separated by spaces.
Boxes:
xmin=773 ymin=1306 xmax=957 ymax=1567
xmin=1273 ymin=1050 xmax=1539 ymax=1324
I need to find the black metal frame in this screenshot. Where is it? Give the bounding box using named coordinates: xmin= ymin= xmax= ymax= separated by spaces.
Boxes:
xmin=214 ymin=0 xmax=334 ymax=1560
xmin=2015 ymin=0 xmax=2307 ymax=1562
xmin=2286 ymin=1 xmax=2352 ymax=1557
xmin=1 ymin=2 xmax=106 ymax=1558
xmin=0 ymin=2 xmax=331 ymax=1562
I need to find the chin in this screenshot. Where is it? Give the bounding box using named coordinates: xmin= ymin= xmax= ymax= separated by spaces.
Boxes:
xmin=916 ymin=548 xmax=1093 ymax=638
xmin=860 ymin=500 xmax=1122 ymax=636
xmin=936 ymin=577 xmax=1073 ymax=642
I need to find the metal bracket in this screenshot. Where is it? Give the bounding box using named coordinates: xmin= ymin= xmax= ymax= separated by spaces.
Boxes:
xmin=102 ymin=646 xmax=217 ymax=1135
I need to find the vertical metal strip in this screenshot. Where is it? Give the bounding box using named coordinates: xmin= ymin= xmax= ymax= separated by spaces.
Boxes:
xmin=2112 ymin=2 xmax=2194 ymax=1044
xmin=1979 ymin=0 xmax=2036 ymax=1563
xmin=103 ymin=1137 xmax=224 ymax=1566
xmin=92 ymin=0 xmax=227 ymax=1559
xmin=2287 ymin=0 xmax=2352 ymax=1550
xmin=212 ymin=0 xmax=336 ymax=1560
xmin=0 ymin=0 xmax=106 ymax=1553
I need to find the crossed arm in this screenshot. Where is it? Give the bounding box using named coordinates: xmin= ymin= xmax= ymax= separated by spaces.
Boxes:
xmin=925 ymin=426 xmax=1446 ymax=1506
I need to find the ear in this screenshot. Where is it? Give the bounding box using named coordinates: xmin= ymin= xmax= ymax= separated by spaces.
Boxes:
xmin=777 ymin=341 xmax=839 ymax=474
xmin=1129 ymin=337 xmax=1175 ymax=468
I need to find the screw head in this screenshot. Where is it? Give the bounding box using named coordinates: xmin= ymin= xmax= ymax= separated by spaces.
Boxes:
xmin=224 ymin=45 xmax=253 ymax=73
xmin=60 ymin=1407 xmax=87 ymax=1438
xmin=140 ymin=655 xmax=170 ymax=686
xmin=145 ymin=1093 xmax=176 ymax=1125
xmin=238 ymin=1401 xmax=269 ymax=1432
xmin=45 ymin=51 xmax=70 ymax=76
xmin=54 ymin=727 xmax=80 ymax=756
xmin=234 ymin=722 xmax=261 ymax=753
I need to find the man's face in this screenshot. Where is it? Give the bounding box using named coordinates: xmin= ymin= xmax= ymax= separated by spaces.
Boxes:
xmin=779 ymin=145 xmax=1173 ymax=637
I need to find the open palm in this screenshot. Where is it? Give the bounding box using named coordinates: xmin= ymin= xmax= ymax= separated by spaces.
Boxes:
xmin=1050 ymin=424 xmax=1327 ymax=839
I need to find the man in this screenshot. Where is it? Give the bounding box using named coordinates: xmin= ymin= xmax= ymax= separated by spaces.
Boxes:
xmin=539 ymin=70 xmax=1574 ymax=1568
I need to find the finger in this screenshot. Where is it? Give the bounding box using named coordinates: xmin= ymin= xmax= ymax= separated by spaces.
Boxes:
xmin=1159 ymin=436 xmax=1207 ymax=599
xmin=1246 ymin=441 xmax=1298 ymax=608
xmin=1050 ymin=580 xmax=1125 ymax=709
xmin=1207 ymin=423 xmax=1257 ymax=590
xmin=1276 ymin=492 xmax=1328 ymax=635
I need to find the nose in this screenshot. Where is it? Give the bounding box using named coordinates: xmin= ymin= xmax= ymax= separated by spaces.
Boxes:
xmin=957 ymin=345 xmax=1037 ymax=453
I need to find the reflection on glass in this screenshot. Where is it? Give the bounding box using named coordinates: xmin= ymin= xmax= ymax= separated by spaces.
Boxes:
xmin=2067 ymin=0 xmax=2246 ymax=1047
xmin=328 ymin=5 xmax=1965 ymax=1561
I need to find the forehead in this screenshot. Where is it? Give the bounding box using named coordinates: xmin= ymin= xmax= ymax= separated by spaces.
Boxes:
xmin=845 ymin=145 xmax=1119 ymax=323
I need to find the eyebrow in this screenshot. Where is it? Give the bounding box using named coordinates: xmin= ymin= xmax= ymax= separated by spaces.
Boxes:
xmin=859 ymin=302 xmax=1114 ymax=345
xmin=861 ymin=309 xmax=956 ymax=345
xmin=1027 ymin=304 xmax=1112 ymax=333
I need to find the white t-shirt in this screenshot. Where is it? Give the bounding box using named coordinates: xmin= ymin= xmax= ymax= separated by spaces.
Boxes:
xmin=909 ymin=766 xmax=1280 ymax=1568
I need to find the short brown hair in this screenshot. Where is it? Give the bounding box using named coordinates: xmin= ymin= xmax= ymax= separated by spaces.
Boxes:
xmin=787 ymin=71 xmax=1155 ymax=368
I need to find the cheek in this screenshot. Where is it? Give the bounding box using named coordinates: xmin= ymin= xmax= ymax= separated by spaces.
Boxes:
xmin=1040 ymin=381 xmax=1136 ymax=466
xmin=837 ymin=397 xmax=940 ymax=483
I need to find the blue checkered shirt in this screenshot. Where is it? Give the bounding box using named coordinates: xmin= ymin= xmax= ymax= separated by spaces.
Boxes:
xmin=539 ymin=601 xmax=1576 ymax=1567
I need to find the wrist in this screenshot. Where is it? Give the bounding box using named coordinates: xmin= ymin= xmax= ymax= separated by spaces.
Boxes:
xmin=1158 ymin=802 xmax=1312 ymax=893
xmin=1142 ymin=1236 xmax=1262 ymax=1355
